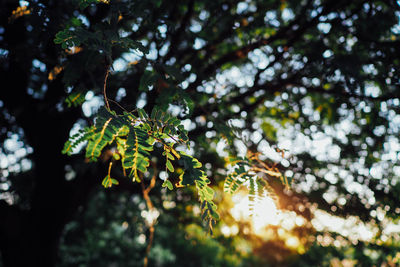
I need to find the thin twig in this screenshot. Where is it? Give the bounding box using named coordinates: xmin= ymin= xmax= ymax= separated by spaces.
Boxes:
xmin=103 ymin=66 xmax=111 ymax=110
xmin=141 ymin=167 xmax=158 ymax=267
xmin=107 ymin=98 xmax=129 ymax=112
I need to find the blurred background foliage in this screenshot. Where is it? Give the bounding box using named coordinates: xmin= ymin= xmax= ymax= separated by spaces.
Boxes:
xmin=1 ymin=0 xmax=400 ymax=266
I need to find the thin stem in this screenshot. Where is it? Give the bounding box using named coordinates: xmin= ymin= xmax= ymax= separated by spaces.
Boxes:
xmin=252 ymin=167 xmax=281 ymax=177
xmin=103 ymin=66 xmax=111 ymax=110
xmin=141 ymin=166 xmax=158 ymax=267
xmin=108 ymin=161 xmax=113 ymax=176
xmin=108 ymin=98 xmax=129 ymax=112
xmin=143 ymin=225 xmax=154 ymax=267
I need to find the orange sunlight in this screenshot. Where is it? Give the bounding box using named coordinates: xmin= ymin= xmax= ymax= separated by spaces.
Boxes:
xmin=231 ymin=193 xmax=279 ymax=233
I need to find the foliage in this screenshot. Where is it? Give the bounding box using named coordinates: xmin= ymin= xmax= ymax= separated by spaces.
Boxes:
xmin=1 ymin=0 xmax=400 ymax=266
xmin=62 ymin=105 xmax=220 ymax=228
xmin=58 ymin=190 xmax=266 ymax=267
xmin=224 ymin=151 xmax=289 ymax=213
xmin=56 ymin=0 xmax=285 ymax=232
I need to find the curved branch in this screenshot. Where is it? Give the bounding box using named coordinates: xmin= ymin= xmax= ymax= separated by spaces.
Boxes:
xmin=103 ymin=65 xmax=111 ymax=110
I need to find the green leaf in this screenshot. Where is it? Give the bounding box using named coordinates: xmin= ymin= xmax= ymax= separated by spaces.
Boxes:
xmin=102 ymin=175 xmax=117 ymax=188
xmin=54 ymin=29 xmax=80 ymax=49
xmin=166 ymin=160 xmax=174 ymax=172
xmin=122 ymin=127 xmax=153 ymax=182
xmin=155 ymin=109 xmax=163 ymax=121
xmin=166 ymin=152 xmax=174 ymax=160
xmin=69 ymin=17 xmax=83 ymax=27
xmin=162 ymin=180 xmax=173 ymax=190
xmin=84 ymin=108 xmax=128 ymax=161
xmin=62 ymin=127 xmax=93 ymax=155
xmin=143 ymin=123 xmax=151 ymax=131
xmin=85 ymin=119 xmax=114 ymax=160
xmin=65 ymin=91 xmax=85 ymax=107
xmin=151 ymin=106 xmax=158 ymax=120
xmin=137 ymin=108 xmax=148 ymax=120
xmin=210 ymin=209 xmax=220 ymax=220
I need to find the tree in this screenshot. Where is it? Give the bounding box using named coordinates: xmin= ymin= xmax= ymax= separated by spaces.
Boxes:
xmin=1 ymin=0 xmax=400 ymax=266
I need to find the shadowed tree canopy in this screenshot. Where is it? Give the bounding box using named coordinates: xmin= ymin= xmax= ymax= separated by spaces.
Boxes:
xmin=1 ymin=0 xmax=400 ymax=266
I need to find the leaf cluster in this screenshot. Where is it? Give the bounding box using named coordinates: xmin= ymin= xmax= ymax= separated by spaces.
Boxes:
xmin=224 ymin=151 xmax=290 ymax=213
xmin=62 ymin=106 xmax=219 ymax=229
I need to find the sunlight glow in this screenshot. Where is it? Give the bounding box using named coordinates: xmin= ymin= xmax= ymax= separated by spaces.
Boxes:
xmin=252 ymin=196 xmax=279 ymax=232
xmin=231 ymin=193 xmax=400 ymax=247
xmin=231 ymin=193 xmax=279 ymax=233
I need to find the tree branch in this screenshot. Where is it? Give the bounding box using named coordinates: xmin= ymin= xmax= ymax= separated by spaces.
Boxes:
xmin=141 ymin=165 xmax=158 ymax=267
